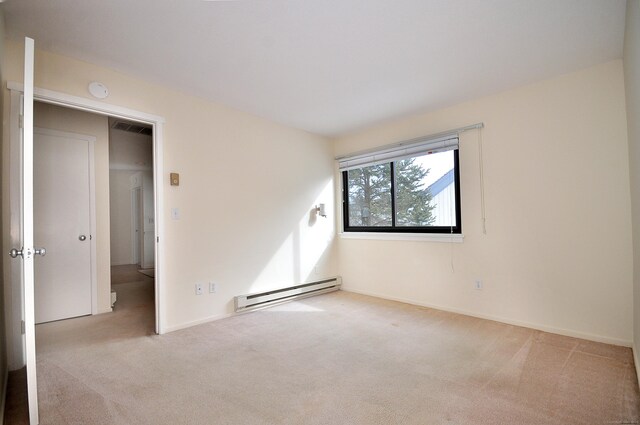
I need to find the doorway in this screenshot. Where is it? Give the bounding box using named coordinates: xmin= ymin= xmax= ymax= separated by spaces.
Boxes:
xmin=31 ymin=103 xmax=158 ymax=325
xmin=108 ymin=117 xmax=156 ymax=308
xmin=6 ymin=84 xmax=166 ymax=376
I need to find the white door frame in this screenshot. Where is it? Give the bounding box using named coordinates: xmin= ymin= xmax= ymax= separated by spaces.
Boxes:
xmin=34 ymin=127 xmax=98 ymax=319
xmin=6 ymin=83 xmax=167 ymax=358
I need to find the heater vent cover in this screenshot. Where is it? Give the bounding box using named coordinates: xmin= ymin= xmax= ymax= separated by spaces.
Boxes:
xmin=234 ymin=277 xmax=342 ymax=312
xmin=111 ymin=120 xmax=152 ymax=136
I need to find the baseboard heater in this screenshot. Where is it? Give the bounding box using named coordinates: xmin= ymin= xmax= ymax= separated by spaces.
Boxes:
xmin=234 ymin=276 xmax=342 ymax=313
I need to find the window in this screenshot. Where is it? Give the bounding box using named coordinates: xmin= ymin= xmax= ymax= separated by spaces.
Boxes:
xmin=340 ymin=136 xmax=461 ymax=234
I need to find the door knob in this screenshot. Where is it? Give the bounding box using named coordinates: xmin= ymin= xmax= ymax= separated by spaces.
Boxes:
xmin=79 ymin=235 xmax=87 ymax=241
xmin=10 ymin=247 xmax=45 ymax=258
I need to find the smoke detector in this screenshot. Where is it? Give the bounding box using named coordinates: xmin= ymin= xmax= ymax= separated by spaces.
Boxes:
xmin=88 ymin=82 xmax=109 ymax=99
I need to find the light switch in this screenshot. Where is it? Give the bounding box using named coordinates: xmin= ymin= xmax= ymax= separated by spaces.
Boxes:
xmin=171 ymin=208 xmax=180 ymax=220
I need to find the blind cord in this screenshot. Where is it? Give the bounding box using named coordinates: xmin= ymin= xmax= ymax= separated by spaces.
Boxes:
xmin=478 ymin=128 xmax=487 ymax=235
xmin=450 ymin=234 xmax=455 ymax=272
xmin=450 ymin=176 xmax=455 ymax=272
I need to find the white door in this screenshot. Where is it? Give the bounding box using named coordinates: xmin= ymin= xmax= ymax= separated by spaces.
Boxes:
xmin=8 ymin=37 xmax=40 ymax=425
xmin=34 ymin=128 xmax=93 ymax=323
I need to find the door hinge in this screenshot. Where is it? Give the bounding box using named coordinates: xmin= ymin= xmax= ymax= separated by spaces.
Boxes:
xmin=90 ymin=235 xmax=92 ymax=240
xmin=19 ymin=114 xmax=24 ymax=129
xmin=21 ymin=320 xmax=25 ymax=335
xmin=156 ymin=236 xmax=159 ymax=243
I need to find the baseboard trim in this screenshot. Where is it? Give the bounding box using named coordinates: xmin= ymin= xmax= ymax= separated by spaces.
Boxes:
xmin=341 ymin=287 xmax=633 ymax=347
xmin=634 ymin=345 xmax=640 ymax=386
xmin=164 ymin=312 xmax=234 ymax=333
xmin=94 ymin=307 xmax=113 ymax=315
xmin=0 ymin=367 xmax=8 ymax=425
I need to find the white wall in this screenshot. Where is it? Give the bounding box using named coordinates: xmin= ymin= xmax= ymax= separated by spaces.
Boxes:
xmin=2 ymin=40 xmax=338 ymax=332
xmin=32 ymin=102 xmax=112 ymax=314
xmin=334 ymin=60 xmax=632 ymax=345
xmin=624 ymin=0 xmax=640 ymax=365
xmin=108 ymin=127 xmax=152 ymax=266
xmin=109 ymin=170 xmax=136 ymax=265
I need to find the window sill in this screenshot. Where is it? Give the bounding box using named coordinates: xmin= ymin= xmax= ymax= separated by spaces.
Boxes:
xmin=338 ymin=232 xmax=464 ymax=243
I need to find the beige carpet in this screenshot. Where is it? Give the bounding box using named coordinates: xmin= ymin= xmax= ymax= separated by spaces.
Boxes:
xmin=31 ymin=279 xmax=639 ymax=424
xmin=110 ymin=264 xmax=148 ymax=285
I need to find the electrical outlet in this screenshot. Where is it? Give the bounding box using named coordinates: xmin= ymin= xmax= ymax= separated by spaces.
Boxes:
xmin=209 ymin=282 xmax=217 ymax=293
xmin=474 ymin=279 xmax=483 ymax=290
xmin=195 ymin=283 xmax=203 ymax=295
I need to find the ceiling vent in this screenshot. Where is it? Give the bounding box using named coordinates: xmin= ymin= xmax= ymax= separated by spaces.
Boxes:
xmin=111 ymin=120 xmax=152 ymax=136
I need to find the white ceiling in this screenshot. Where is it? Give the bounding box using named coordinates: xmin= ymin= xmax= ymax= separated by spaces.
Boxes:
xmin=4 ymin=0 xmax=627 ymax=137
